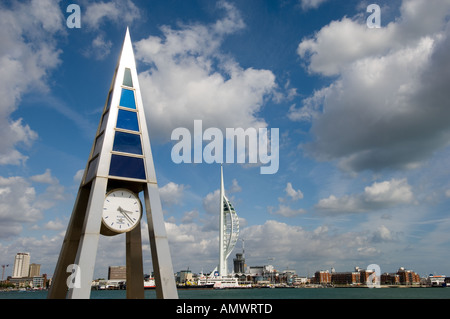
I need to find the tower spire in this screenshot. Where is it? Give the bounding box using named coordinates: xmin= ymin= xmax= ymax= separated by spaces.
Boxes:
xmin=218 ymin=164 xmax=240 ymax=277
xmin=219 ymin=164 xmax=226 ymax=276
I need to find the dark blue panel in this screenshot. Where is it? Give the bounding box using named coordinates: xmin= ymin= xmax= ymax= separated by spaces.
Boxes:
xmin=113 ymin=131 xmax=143 ymax=155
xmin=105 ymin=90 xmax=113 ymax=111
xmin=119 ymin=88 xmax=136 ymax=109
xmin=116 ymin=109 xmax=139 ymax=132
xmin=109 ymin=155 xmax=146 ymax=180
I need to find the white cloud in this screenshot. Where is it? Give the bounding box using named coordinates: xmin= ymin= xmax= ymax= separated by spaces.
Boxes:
xmin=135 ymin=1 xmax=277 ymax=142
xmin=73 ymin=169 xmax=85 ymax=183
xmin=285 ymin=182 xmax=304 ymax=201
xmin=269 ymin=182 xmax=305 ymax=217
xmin=82 ymin=34 xmax=113 ymax=60
xmin=268 ymin=204 xmax=306 ymax=217
xmin=229 ymin=179 xmax=242 ymax=193
xmin=30 ymin=169 xmax=58 ymax=184
xmin=80 ymin=0 xmax=140 ymax=60
xmin=240 ymin=220 xmax=384 ymax=269
xmin=293 ymin=0 xmax=450 ymax=172
xmin=0 ymin=176 xmax=41 ymax=238
xmin=43 ymin=218 xmax=66 ymax=231
xmin=165 ymin=221 xmax=218 ymax=271
xmin=299 ymin=0 xmax=330 ymax=10
xmin=181 ymin=210 xmax=200 ymax=224
xmin=0 ymin=0 xmax=64 ymax=165
xmin=202 ymin=189 xmax=220 ymax=216
xmin=83 ymin=0 xmax=140 ymax=30
xmin=159 ymin=182 xmax=186 ymax=207
xmin=315 ymin=178 xmax=414 ymax=215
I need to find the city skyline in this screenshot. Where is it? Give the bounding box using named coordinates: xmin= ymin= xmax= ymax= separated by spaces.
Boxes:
xmin=1 ymin=0 xmax=450 ymax=280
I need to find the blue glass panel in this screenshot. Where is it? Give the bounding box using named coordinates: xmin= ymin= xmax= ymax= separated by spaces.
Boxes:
xmin=113 ymin=131 xmax=143 ymax=155
xmin=119 ymin=88 xmax=136 ymax=109
xmin=116 ymin=109 xmax=139 ymax=132
xmin=123 ymin=68 xmax=133 ymax=87
xmin=109 ymin=155 xmax=146 ymax=180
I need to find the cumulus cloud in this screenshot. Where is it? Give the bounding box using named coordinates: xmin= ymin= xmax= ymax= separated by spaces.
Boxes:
xmin=0 ymin=0 xmax=64 ymax=165
xmin=30 ymin=169 xmax=58 ymax=184
xmin=0 ymin=176 xmax=42 ymax=238
xmin=292 ymin=0 xmax=450 ymax=172
xmin=159 ymin=182 xmax=186 ymax=207
xmin=81 ymin=0 xmax=140 ymax=60
xmin=0 ymin=169 xmax=69 ymax=239
xmin=285 ymin=182 xmax=304 ymax=201
xmin=147 ymin=219 xmax=391 ymax=273
xmin=315 ymin=178 xmax=414 ymax=215
xmin=269 ymin=182 xmax=305 ymax=217
xmin=240 ymin=220 xmax=385 ymax=268
xmin=83 ymin=0 xmax=140 ymax=30
xmin=134 ymin=1 xmax=277 ymax=142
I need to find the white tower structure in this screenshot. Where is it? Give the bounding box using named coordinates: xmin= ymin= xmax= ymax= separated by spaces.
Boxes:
xmin=218 ymin=165 xmax=239 ymax=276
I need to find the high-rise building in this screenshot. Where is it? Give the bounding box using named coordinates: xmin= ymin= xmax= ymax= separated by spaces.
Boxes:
xmin=108 ymin=266 xmax=127 ymax=280
xmin=29 ymin=263 xmax=41 ymax=277
xmin=12 ymin=253 xmax=30 ymax=278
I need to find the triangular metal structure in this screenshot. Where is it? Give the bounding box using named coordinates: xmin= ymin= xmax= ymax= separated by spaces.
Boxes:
xmin=48 ymin=28 xmax=178 ymax=299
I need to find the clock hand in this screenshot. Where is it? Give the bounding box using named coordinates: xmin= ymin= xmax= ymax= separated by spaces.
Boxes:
xmin=117 ymin=207 xmax=134 ymax=224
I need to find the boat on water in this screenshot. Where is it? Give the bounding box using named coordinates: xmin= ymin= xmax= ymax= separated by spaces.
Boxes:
xmin=196 ymin=273 xmax=251 ymax=289
xmin=144 ymin=278 xmax=155 ymax=289
xmin=177 ymin=282 xmax=215 ymax=289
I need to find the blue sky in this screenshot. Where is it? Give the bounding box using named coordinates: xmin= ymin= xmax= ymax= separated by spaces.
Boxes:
xmin=1 ymin=0 xmax=450 ymax=279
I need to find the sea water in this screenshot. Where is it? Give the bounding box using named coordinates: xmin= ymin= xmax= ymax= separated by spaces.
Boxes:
xmin=1 ymin=287 xmax=450 ymax=299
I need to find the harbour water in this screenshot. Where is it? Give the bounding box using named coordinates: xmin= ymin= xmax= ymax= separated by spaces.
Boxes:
xmin=1 ymin=287 xmax=450 ymax=299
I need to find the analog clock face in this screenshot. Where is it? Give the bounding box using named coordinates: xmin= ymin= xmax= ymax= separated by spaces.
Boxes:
xmin=102 ymin=189 xmax=142 ymax=234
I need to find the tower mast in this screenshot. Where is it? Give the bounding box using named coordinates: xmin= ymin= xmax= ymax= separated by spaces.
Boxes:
xmin=219 ymin=164 xmax=226 ymax=276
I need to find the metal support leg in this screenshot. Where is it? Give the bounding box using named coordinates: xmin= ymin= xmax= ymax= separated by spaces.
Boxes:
xmin=68 ymin=177 xmax=107 ymax=299
xmin=126 ymin=223 xmax=144 ymax=298
xmin=48 ymin=186 xmax=90 ymax=299
xmin=144 ymin=183 xmax=178 ymax=299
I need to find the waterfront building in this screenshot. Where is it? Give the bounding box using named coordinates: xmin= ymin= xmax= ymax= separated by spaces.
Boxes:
xmin=331 ymin=271 xmax=360 ymax=285
xmin=12 ymin=253 xmax=30 ymax=278
xmin=314 ymin=270 xmax=332 ymax=284
xmin=29 ymin=263 xmax=41 ymax=277
xmin=108 ymin=266 xmax=127 ymax=280
xmin=397 ymin=267 xmax=420 ymax=285
xmin=381 ymin=273 xmax=400 ymax=285
xmin=233 ymin=253 xmax=245 ymax=274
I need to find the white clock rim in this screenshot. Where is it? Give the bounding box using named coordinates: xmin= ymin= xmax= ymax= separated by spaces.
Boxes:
xmin=102 ymin=188 xmax=142 ymax=234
